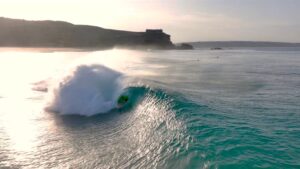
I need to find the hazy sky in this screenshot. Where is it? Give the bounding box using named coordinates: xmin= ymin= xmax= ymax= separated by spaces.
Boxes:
xmin=1 ymin=0 xmax=299 ymax=42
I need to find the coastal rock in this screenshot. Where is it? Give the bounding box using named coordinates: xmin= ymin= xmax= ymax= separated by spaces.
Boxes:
xmin=210 ymin=47 xmax=223 ymax=50
xmin=176 ymin=43 xmax=194 ymax=50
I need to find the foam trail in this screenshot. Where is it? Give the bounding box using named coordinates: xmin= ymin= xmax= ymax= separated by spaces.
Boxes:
xmin=45 ymin=64 xmax=123 ymax=116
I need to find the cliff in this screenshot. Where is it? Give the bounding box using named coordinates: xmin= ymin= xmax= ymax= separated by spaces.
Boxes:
xmin=0 ymin=17 xmax=174 ymax=49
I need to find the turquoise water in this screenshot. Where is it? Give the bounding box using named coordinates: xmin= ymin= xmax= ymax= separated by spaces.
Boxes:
xmin=0 ymin=48 xmax=300 ymax=168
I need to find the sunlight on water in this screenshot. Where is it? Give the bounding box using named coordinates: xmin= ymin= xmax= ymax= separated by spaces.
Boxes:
xmin=0 ymin=50 xmax=72 ymax=98
xmin=1 ymin=100 xmax=40 ymax=152
xmin=0 ymin=48 xmax=152 ymax=99
xmin=0 ymin=48 xmax=150 ymax=167
xmin=0 ymin=98 xmax=48 ymax=168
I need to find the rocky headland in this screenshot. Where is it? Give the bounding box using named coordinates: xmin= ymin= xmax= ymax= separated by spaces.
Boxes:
xmin=0 ymin=17 xmax=185 ymax=49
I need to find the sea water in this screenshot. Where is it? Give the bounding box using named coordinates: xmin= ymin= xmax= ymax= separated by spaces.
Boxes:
xmin=0 ymin=47 xmax=299 ymax=168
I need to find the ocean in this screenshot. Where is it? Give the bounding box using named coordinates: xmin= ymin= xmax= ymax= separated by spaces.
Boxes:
xmin=0 ymin=47 xmax=299 ymax=168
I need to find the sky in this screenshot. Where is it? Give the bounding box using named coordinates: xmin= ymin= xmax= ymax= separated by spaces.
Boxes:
xmin=0 ymin=0 xmax=299 ymax=43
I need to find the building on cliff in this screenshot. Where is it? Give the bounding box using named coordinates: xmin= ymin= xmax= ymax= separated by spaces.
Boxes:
xmin=143 ymin=29 xmax=174 ymax=48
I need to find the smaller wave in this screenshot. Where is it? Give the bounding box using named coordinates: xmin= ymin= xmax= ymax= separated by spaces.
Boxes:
xmin=45 ymin=64 xmax=123 ymax=116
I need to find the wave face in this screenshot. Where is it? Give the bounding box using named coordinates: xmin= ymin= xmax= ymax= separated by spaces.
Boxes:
xmin=45 ymin=64 xmax=123 ymax=116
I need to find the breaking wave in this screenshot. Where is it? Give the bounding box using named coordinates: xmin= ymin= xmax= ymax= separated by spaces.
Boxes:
xmin=45 ymin=64 xmax=124 ymax=116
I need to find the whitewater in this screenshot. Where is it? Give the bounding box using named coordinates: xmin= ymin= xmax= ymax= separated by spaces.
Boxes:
xmin=0 ymin=48 xmax=300 ymax=168
xmin=45 ymin=64 xmax=123 ymax=116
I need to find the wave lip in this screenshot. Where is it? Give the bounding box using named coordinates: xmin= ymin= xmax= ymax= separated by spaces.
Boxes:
xmin=45 ymin=64 xmax=123 ymax=116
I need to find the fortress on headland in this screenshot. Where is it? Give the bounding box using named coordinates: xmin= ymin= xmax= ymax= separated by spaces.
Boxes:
xmin=0 ymin=17 xmax=179 ymax=49
xmin=144 ymin=29 xmax=173 ymax=47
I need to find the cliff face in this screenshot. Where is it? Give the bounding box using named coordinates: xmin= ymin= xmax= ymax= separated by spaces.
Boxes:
xmin=0 ymin=17 xmax=174 ymax=49
xmin=143 ymin=29 xmax=173 ymax=48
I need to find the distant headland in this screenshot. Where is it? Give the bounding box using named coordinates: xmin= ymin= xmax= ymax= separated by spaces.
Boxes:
xmin=189 ymin=41 xmax=300 ymax=48
xmin=0 ymin=17 xmax=190 ymax=49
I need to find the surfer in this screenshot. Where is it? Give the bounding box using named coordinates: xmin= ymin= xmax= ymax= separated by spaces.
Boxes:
xmin=117 ymin=95 xmax=129 ymax=108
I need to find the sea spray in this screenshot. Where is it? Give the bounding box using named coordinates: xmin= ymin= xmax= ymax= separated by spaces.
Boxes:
xmin=45 ymin=64 xmax=123 ymax=116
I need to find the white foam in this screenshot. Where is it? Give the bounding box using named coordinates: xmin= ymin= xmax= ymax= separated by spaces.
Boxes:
xmin=45 ymin=64 xmax=123 ymax=116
